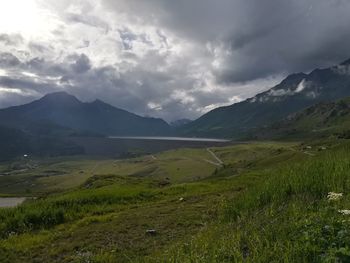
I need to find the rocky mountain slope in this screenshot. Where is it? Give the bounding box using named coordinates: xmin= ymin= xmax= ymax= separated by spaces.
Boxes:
xmin=180 ymin=59 xmax=350 ymax=138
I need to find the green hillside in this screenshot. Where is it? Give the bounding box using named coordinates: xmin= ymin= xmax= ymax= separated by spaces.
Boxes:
xmin=2 ymin=139 xmax=350 ymax=262
xmin=180 ymin=59 xmax=350 ymax=138
xmin=251 ymin=97 xmax=350 ymax=140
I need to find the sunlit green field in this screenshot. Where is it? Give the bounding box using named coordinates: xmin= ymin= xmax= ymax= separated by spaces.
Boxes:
xmin=1 ymin=140 xmax=349 ymax=262
xmin=0 ymin=142 xmax=299 ymax=196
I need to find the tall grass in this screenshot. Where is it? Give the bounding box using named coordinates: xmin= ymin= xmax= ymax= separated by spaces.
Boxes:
xmin=0 ymin=184 xmax=158 ymax=237
xmin=158 ymin=145 xmax=350 ymax=262
xmin=226 ymin=146 xmax=350 ymax=219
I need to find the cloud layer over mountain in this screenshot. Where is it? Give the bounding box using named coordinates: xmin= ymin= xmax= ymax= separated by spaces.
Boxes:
xmin=0 ymin=0 xmax=350 ymax=121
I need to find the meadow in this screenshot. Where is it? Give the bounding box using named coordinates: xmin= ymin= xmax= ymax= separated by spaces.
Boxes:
xmin=1 ymin=140 xmax=349 ymax=262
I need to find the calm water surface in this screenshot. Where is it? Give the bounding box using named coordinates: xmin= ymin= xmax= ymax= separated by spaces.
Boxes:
xmin=108 ymin=136 xmax=230 ymax=142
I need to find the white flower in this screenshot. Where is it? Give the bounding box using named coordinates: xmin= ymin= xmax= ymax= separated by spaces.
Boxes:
xmin=339 ymin=210 xmax=350 ymax=215
xmin=327 ymin=192 xmax=343 ymax=201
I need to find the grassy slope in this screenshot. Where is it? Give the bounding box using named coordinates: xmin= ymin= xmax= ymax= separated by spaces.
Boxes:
xmin=164 ymin=142 xmax=350 ymax=262
xmin=1 ymin=140 xmax=350 ymax=262
xmin=2 ymin=142 xmax=289 ymax=196
xmin=253 ymin=97 xmax=350 ymax=140
xmin=0 ymin=148 xmax=218 ymax=196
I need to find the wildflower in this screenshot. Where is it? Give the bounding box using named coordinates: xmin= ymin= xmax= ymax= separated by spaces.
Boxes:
xmin=327 ymin=192 xmax=343 ymax=201
xmin=338 ymin=210 xmax=350 ymax=215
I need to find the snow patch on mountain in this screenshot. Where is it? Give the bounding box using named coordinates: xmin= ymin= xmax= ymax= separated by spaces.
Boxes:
xmin=296 ymin=79 xmax=306 ymax=93
xmin=249 ymin=79 xmax=317 ymax=104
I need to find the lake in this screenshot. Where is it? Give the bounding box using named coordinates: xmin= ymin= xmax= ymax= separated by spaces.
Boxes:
xmin=108 ymin=136 xmax=230 ymax=142
xmin=0 ymin=197 xmax=26 ymax=208
xmin=71 ymin=136 xmax=232 ymax=157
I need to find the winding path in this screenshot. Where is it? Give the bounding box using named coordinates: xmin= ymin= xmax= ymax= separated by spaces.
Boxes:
xmin=206 ymin=148 xmax=224 ymax=166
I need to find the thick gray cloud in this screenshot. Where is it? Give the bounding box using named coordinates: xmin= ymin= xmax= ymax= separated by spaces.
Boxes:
xmin=70 ymin=54 xmax=91 ymax=74
xmin=0 ymin=34 xmax=23 ymax=46
xmin=0 ymin=53 xmax=21 ymax=67
xmin=0 ymin=0 xmax=350 ymax=121
xmin=103 ymin=0 xmax=350 ymax=83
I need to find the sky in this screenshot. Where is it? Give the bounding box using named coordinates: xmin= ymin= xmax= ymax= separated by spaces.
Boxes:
xmin=0 ymin=0 xmax=350 ymax=121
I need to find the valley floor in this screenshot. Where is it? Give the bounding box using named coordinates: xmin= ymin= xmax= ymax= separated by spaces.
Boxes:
xmin=1 ymin=140 xmax=350 ymax=262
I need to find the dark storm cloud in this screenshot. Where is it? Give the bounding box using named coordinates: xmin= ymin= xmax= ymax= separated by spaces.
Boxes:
xmin=118 ymin=29 xmax=138 ymax=50
xmin=0 ymin=76 xmax=55 ymax=94
xmin=70 ymin=54 xmax=92 ymax=74
xmin=103 ymin=0 xmax=350 ymax=83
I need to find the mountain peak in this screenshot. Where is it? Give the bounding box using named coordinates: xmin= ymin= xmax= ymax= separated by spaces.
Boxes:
xmin=340 ymin=58 xmax=350 ymax=66
xmin=280 ymin=72 xmax=307 ymax=85
xmin=0 ymin=91 xmax=171 ymax=137
xmin=180 ymin=57 xmax=350 ymax=138
xmin=40 ymin=92 xmax=81 ymax=105
xmin=89 ymin=99 xmax=117 ymax=110
xmin=91 ymin=99 xmax=105 ymax=105
xmin=43 ymin=91 xmax=76 ymax=98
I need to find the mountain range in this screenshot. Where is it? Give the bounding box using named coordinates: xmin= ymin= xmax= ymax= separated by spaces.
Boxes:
xmin=180 ymin=59 xmax=350 ymax=138
xmin=0 ymin=92 xmax=173 ymax=160
xmin=1 ymin=58 xmax=350 ymax=160
xmin=0 ymin=92 xmax=171 ymax=137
